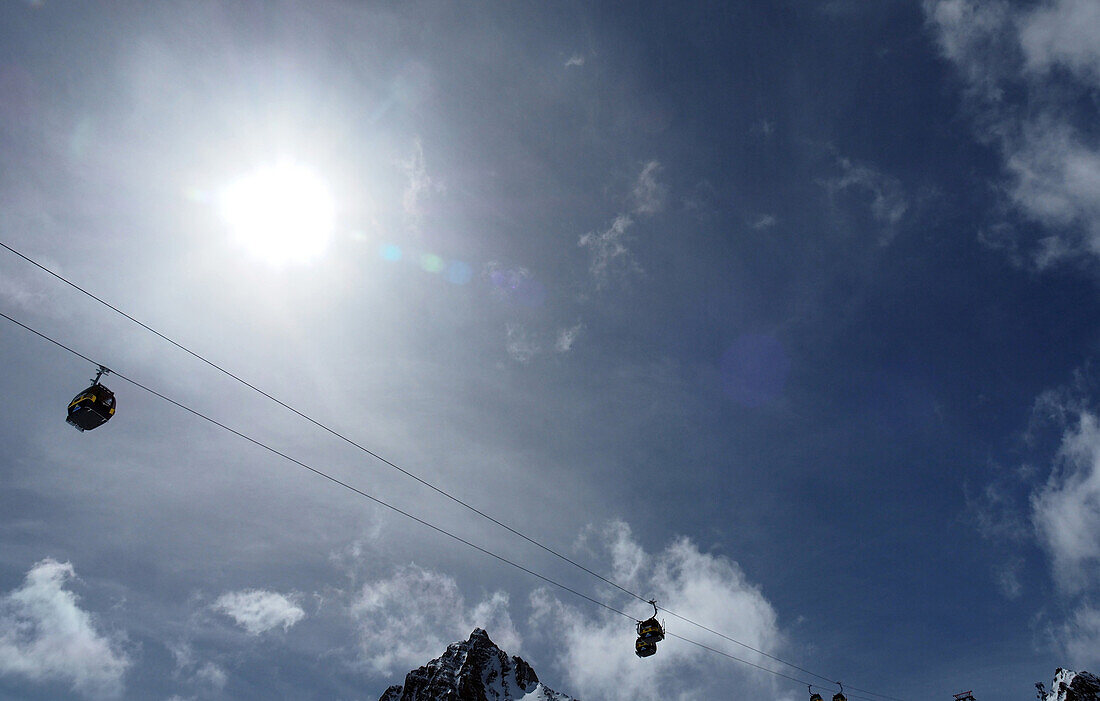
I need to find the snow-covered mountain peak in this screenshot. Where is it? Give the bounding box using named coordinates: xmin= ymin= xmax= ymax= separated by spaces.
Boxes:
xmin=378 ymin=629 xmax=579 ymax=701
xmin=1040 ymin=668 xmax=1100 ymax=701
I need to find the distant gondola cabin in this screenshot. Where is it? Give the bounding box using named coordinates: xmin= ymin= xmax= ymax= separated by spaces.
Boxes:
xmin=635 ymin=637 xmax=657 ymax=658
xmin=66 ymin=382 xmax=115 ymax=431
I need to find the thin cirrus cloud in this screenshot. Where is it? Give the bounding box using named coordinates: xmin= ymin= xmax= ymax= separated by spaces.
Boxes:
xmin=630 ymin=160 xmax=667 ymax=216
xmin=824 ymin=156 xmax=909 ymax=243
xmin=926 ymin=0 xmax=1100 ymax=268
xmin=506 ymin=323 xmax=541 ymax=364
xmin=579 ymin=160 xmax=667 ymax=289
xmin=401 ymin=137 xmax=444 ymax=233
xmin=168 ymin=641 xmax=228 ymax=693
xmin=554 ymin=322 xmax=584 ymax=353
xmin=349 ymin=564 xmax=520 ymax=676
xmin=535 ymin=521 xmax=783 ymax=701
xmin=212 ymin=589 xmax=306 ymax=636
xmin=0 ymin=559 xmax=130 ymax=699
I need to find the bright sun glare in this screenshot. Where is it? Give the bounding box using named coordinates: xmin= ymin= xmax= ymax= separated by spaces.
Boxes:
xmin=219 ymin=161 xmax=336 ymax=267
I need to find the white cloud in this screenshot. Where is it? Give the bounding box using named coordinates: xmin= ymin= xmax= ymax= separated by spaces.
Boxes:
xmin=0 ymin=559 xmax=130 ymax=699
xmin=169 ymin=641 xmax=227 ymax=692
xmin=537 ymin=521 xmax=783 ymax=701
xmin=213 ymin=589 xmax=305 ymax=635
xmin=826 ymin=157 xmax=909 ymax=242
xmin=401 ymin=138 xmax=442 ymax=231
xmin=579 ymin=214 xmax=639 ymax=288
xmin=631 ymin=160 xmax=667 ymax=216
xmin=564 ymin=53 xmax=585 ymax=68
xmin=1061 ymin=603 xmax=1100 ymax=669
xmin=578 ymin=161 xmax=664 ymax=288
xmin=0 ymin=276 xmax=44 ymax=310
xmin=751 ymin=214 xmax=778 ymax=230
xmin=926 ymin=0 xmax=1100 ymax=267
xmin=1004 ymin=121 xmax=1100 ymax=263
xmin=506 ymin=323 xmax=540 ymax=363
xmin=554 ymin=322 xmax=583 ymax=353
xmin=924 ymin=0 xmax=1017 ymax=101
xmin=996 ymin=561 xmax=1024 ymax=600
xmin=1019 ymin=0 xmax=1100 ymax=82
xmin=194 ymin=662 xmax=227 ymax=690
xmin=350 ymin=565 xmax=519 ymax=675
xmin=1031 ymin=411 xmax=1100 ymax=593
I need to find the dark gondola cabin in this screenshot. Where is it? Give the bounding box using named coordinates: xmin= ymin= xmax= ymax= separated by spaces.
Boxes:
xmin=636 ymin=617 xmax=665 ymax=642
xmin=810 ymin=695 xmax=823 ymax=701
xmin=833 ymin=694 xmax=846 ymax=701
xmin=66 ymin=382 xmax=115 ymax=432
xmin=635 ymin=637 xmax=657 ymax=658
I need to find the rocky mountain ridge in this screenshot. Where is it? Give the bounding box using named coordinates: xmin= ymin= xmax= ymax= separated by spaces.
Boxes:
xmin=378 ymin=629 xmax=578 ymax=701
xmin=377 ymin=629 xmax=1098 ymax=701
xmin=1040 ymin=669 xmax=1100 ymax=701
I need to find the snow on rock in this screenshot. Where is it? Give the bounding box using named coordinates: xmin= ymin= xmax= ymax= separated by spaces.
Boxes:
xmin=378 ymin=628 xmax=578 ymax=701
xmin=1041 ymin=668 xmax=1100 ymax=701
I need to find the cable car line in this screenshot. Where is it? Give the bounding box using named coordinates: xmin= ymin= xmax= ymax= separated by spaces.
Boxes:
xmin=0 ymin=307 xmax=907 ymax=700
xmin=0 ymin=240 xmax=646 ymax=602
xmin=665 ymin=633 xmax=883 ymax=701
xmin=0 ymin=309 xmax=633 ymax=620
xmin=0 ymin=242 xmax=910 ymax=701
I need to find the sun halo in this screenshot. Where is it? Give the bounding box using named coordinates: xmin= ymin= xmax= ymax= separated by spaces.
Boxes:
xmin=218 ymin=161 xmax=336 ymax=267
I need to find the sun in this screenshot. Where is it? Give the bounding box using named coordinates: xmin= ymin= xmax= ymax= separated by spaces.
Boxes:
xmin=218 ymin=161 xmax=336 ymax=267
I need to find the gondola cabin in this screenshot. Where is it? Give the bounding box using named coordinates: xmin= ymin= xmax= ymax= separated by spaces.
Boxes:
xmin=635 ymin=637 xmax=657 ymax=658
xmin=636 ymin=617 xmax=665 ymax=642
xmin=810 ymin=694 xmax=823 ymax=701
xmin=833 ymin=694 xmax=846 ymax=701
xmin=66 ymin=382 xmax=115 ymax=432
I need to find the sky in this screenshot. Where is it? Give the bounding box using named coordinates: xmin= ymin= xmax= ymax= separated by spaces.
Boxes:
xmin=2 ymin=1 xmax=1100 ymax=699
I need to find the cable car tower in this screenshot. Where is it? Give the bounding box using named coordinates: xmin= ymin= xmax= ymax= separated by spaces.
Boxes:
xmin=953 ymin=692 xmax=976 ymax=701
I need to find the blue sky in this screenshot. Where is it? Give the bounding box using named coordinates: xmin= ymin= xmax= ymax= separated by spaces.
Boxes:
xmin=2 ymin=1 xmax=1100 ymax=699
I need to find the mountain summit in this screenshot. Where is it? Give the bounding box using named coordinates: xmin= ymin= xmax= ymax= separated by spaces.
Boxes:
xmin=1041 ymin=669 xmax=1100 ymax=701
xmin=378 ymin=628 xmax=579 ymax=701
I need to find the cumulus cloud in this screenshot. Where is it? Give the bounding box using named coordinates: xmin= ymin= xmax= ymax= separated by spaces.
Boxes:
xmin=564 ymin=53 xmax=585 ymax=68
xmin=926 ymin=0 xmax=1100 ymax=267
xmin=0 ymin=559 xmax=130 ymax=698
xmin=213 ymin=589 xmax=305 ymax=635
xmin=350 ymin=565 xmax=520 ymax=675
xmin=1031 ymin=411 xmax=1100 ymax=593
xmin=539 ymin=521 xmax=783 ymax=701
xmin=1019 ymin=0 xmax=1100 ymax=82
xmin=1061 ymin=603 xmax=1100 ymax=668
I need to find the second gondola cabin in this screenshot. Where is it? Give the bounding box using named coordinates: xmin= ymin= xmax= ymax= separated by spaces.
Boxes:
xmin=635 ymin=637 xmax=657 ymax=658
